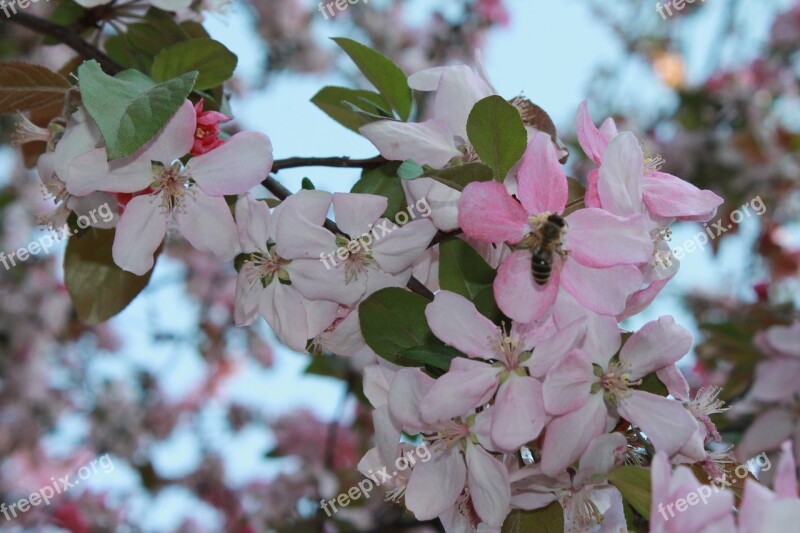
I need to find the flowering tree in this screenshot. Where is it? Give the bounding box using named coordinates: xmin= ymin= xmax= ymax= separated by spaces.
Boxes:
xmin=1 ymin=1 xmax=799 ymax=532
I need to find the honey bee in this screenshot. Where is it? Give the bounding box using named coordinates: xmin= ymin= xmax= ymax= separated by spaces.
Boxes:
xmin=530 ymin=214 xmax=567 ymax=285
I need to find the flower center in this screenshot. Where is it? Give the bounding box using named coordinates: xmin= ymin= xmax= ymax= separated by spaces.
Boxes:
xmin=150 ymin=161 xmax=193 ymax=213
xmin=562 ymin=488 xmax=604 ymax=532
xmin=335 ymin=235 xmax=377 ymax=284
xmin=597 ymin=361 xmax=641 ymax=403
xmin=245 ymin=246 xmax=290 ymax=287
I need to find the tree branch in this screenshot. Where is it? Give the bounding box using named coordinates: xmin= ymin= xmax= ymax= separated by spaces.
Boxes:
xmin=271 ymin=155 xmax=386 ymax=172
xmin=6 ymin=11 xmax=123 ymax=75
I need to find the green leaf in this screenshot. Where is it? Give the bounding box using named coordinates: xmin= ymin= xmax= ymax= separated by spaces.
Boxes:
xmin=332 ymin=37 xmax=412 ymax=120
xmin=152 ymin=39 xmax=237 ymax=91
xmin=502 ymin=503 xmax=564 ymax=533
xmin=473 ymin=285 xmax=506 ymax=325
xmin=301 ymin=178 xmax=315 ymax=190
xmin=359 ymin=288 xmax=437 ymax=364
xmin=466 ymin=95 xmax=527 ymax=180
xmin=397 ymin=344 xmax=461 ymax=371
xmin=78 ymin=61 xmax=197 ymax=159
xmin=351 ymin=162 xmax=406 ymax=220
xmin=638 ymin=373 xmax=668 ymax=396
xmin=607 ymin=466 xmax=652 ymax=519
xmin=311 ymin=86 xmax=392 ymax=133
xmin=398 ymin=159 xmax=424 ymax=180
xmin=64 ymin=228 xmax=154 ymax=324
xmin=424 ymin=162 xmax=494 ymax=191
xmin=439 ymin=239 xmax=496 ymax=300
xmin=44 ymin=1 xmax=85 ymax=45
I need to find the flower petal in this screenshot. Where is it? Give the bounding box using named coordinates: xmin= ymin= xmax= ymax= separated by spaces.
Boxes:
xmin=420 ymin=359 xmax=500 ymax=424
xmin=388 ymin=368 xmax=436 ymax=433
xmin=564 ymin=208 xmax=652 ymax=267
xmin=406 ymin=445 xmax=466 ymax=520
xmin=466 ymin=442 xmax=511 ymax=528
xmin=528 ymin=318 xmax=587 ymax=378
xmin=560 ymin=260 xmax=642 ymax=316
xmin=459 ymin=181 xmax=529 ymax=244
xmin=174 ymin=189 xmax=240 ymax=261
xmin=187 ymin=131 xmax=273 ymax=196
xmin=360 ymin=119 xmax=461 ymax=168
xmin=432 ymin=65 xmax=494 ymax=141
xmin=332 ymin=193 xmax=387 ymax=237
xmin=597 ymin=132 xmax=644 ymax=215
xmin=621 ymin=316 xmax=693 ymax=381
xmin=575 ymin=100 xmax=609 ymax=165
xmin=372 ymin=219 xmax=438 ymax=274
xmin=494 ymin=250 xmax=559 ymax=323
xmin=642 ymin=171 xmax=723 ymax=222
xmin=491 ymin=376 xmax=547 ymax=451
xmin=111 ymin=194 xmax=167 ymax=275
xmin=517 ymin=131 xmax=568 ymax=214
xmin=543 ymin=350 xmax=594 ymax=415
xmin=540 ymin=393 xmax=606 ymax=477
xmin=259 ymin=281 xmax=309 ymax=352
xmin=425 ymin=291 xmax=501 ymax=359
xmin=235 ymin=193 xmax=271 ymax=251
xmin=67 ymin=147 xmax=152 ymax=195
xmin=617 ymin=391 xmax=695 ymax=456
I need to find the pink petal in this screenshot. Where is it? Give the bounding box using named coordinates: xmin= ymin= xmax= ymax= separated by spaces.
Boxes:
xmin=111 ymin=194 xmax=167 ymax=275
xmin=360 ymin=119 xmax=461 ymax=168
xmin=542 ymin=350 xmax=594 ymax=415
xmin=642 ymin=172 xmax=723 ymax=221
xmin=766 ymin=324 xmax=800 ymax=357
xmin=735 ymin=408 xmax=795 ymax=463
xmin=540 ymin=393 xmax=606 ymax=477
xmin=617 ymin=391 xmax=695 ymax=455
xmin=388 ymin=368 xmax=436 ymax=433
xmin=585 ymin=168 xmax=602 ymax=208
xmin=235 ymin=193 xmax=271 ymax=251
xmin=425 ymin=291 xmax=501 ymax=359
xmin=274 ymin=189 xmax=333 ymax=228
xmin=67 ymin=147 xmax=152 ymax=195
xmin=517 ymin=131 xmax=568 ymax=214
xmin=552 ymin=291 xmax=622 ymax=365
xmin=187 ymin=131 xmax=273 ymax=196
xmin=617 ymin=276 xmax=672 ymax=321
xmin=527 ymin=318 xmax=587 ymax=378
xmin=575 ymin=100 xmax=609 ymax=165
xmin=620 ymin=316 xmax=694 ymax=381
xmin=406 ymin=445 xmax=466 ymax=520
xmin=494 ymin=250 xmax=559 ymax=323
xmin=303 ymin=298 xmax=339 ymax=338
xmin=174 ymin=189 xmax=240 ymax=261
xmin=560 ymin=261 xmax=642 ymax=316
xmin=259 ymin=282 xmax=309 ymax=352
xmin=420 ymin=360 xmax=500 ymax=424
xmin=574 ymin=433 xmax=627 ymax=488
xmin=656 ymin=364 xmax=691 ymax=401
xmin=775 ymin=440 xmax=799 ymax=499
xmin=597 ymin=132 xmax=644 ymax=216
xmin=284 ymin=258 xmax=364 ymax=306
xmin=371 ymin=219 xmax=438 ymax=274
xmin=491 ymin=376 xmax=547 ymax=451
xmin=234 ymin=268 xmax=261 ymax=327
xmin=458 ymin=181 xmax=529 ymax=244
xmin=564 ymin=208 xmax=652 ymax=267
xmin=332 ymin=193 xmax=387 ymax=237
xmin=466 ymin=442 xmax=511 ymax=528
xmin=141 ymin=99 xmax=196 ymax=164
xmin=432 ymin=65 xmax=494 ymax=141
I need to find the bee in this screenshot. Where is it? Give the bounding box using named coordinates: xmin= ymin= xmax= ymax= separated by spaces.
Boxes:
xmin=530 ymin=214 xmax=567 ymax=285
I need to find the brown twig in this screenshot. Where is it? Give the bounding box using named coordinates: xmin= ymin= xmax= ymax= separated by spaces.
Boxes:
xmin=5 ymin=11 xmax=123 ymax=75
xmin=272 ymin=155 xmax=387 ymax=172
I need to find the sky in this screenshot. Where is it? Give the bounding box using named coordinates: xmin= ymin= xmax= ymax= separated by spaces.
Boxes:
xmin=2 ymin=0 xmax=796 ymax=530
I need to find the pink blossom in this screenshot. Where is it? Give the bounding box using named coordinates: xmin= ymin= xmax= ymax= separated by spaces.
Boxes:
xmin=459 ymin=131 xmax=653 ymax=322
xmin=66 ymin=100 xmax=273 ymax=275
xmin=541 ymin=316 xmax=696 ymax=475
xmin=191 ymin=99 xmax=231 ymax=156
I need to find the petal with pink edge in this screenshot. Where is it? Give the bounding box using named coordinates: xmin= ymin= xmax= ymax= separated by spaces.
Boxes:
xmin=420 ymin=361 xmax=500 ymax=424
xmin=517 ymin=131 xmax=568 ymax=214
xmin=406 ymin=445 xmax=466 ymax=520
xmin=432 ymin=65 xmax=494 ymax=141
xmin=564 ymin=208 xmax=652 ymax=268
xmin=495 ymin=250 xmax=559 ymax=323
xmin=458 ymin=181 xmax=529 ymax=244
xmin=620 ymin=316 xmax=693 ymax=381
xmin=540 ymin=393 xmax=606 ymax=477
xmin=360 ymin=119 xmax=461 ymax=168
xmin=597 ymin=132 xmax=644 ymax=216
xmin=388 ymin=368 xmax=436 ymax=433
xmin=425 ymin=291 xmax=500 ymax=358
xmin=187 ymin=131 xmax=273 ymax=196
xmin=332 ymin=193 xmax=387 ymax=237
xmin=527 ymin=318 xmax=587 ymax=378
xmin=617 ymin=391 xmax=695 ymax=456
xmin=735 ymin=408 xmax=795 ymax=463
xmin=67 ymin=147 xmax=152 ymax=195
xmin=642 ymin=171 xmax=723 ymax=221
xmin=372 ymin=219 xmax=438 ymax=274
xmin=466 ymin=442 xmax=511 ymax=528
xmin=111 ymin=194 xmax=167 ymax=275
xmin=575 ymin=100 xmax=609 ymax=165
xmin=235 ymin=193 xmax=270 ymax=252
xmin=174 ymin=189 xmax=240 ymax=261
xmin=542 ymin=350 xmax=594 ymax=415
xmin=259 ymin=282 xmax=308 ymax=352
xmin=491 ymin=376 xmax=547 ymax=451
xmin=560 ymin=260 xmax=642 ymax=316
xmin=139 ymin=99 xmax=196 ymax=164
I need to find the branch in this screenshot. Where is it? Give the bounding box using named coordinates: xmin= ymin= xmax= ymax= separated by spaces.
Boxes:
xmin=271 ymin=155 xmax=387 ymax=172
xmin=6 ymin=11 xmax=123 ymax=75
